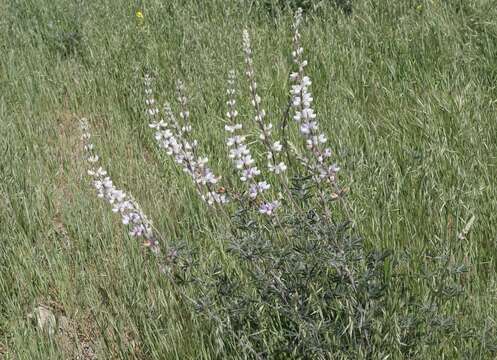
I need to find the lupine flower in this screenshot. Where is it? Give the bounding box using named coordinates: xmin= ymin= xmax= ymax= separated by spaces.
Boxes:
xmin=242 ymin=30 xmax=287 ymax=176
xmin=79 ymin=118 xmax=160 ymax=254
xmin=225 ymin=70 xmax=277 ymax=215
xmin=258 ymin=200 xmax=280 ymax=216
xmin=144 ymin=76 xmax=227 ymax=206
xmin=248 ymin=181 xmax=270 ymax=199
xmin=289 ymin=8 xmax=340 ymax=184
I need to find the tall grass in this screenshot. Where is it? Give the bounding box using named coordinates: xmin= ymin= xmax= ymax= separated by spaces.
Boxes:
xmin=1 ymin=0 xmax=497 ymax=358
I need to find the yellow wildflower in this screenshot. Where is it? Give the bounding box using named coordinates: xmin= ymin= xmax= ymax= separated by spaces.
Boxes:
xmin=135 ymin=10 xmax=144 ymax=25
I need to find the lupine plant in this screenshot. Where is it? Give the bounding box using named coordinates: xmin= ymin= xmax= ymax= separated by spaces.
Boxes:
xmin=80 ymin=7 xmax=393 ymax=358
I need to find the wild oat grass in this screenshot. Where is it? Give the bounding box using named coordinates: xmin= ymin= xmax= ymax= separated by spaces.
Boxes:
xmin=1 ymin=0 xmax=497 ymax=358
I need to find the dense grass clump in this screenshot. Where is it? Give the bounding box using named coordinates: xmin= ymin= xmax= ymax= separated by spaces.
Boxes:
xmin=2 ymin=0 xmax=497 ymax=358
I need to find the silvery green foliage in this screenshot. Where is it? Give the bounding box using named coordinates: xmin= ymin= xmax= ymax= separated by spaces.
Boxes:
xmin=196 ymin=175 xmax=389 ymax=358
xmin=196 ymin=181 xmax=471 ymax=358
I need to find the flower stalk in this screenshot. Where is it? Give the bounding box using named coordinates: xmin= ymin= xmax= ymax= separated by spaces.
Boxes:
xmin=79 ymin=118 xmax=161 ymax=254
xmin=242 ymin=29 xmax=287 ymax=176
xmin=225 ymin=70 xmax=280 ymax=215
xmin=144 ymin=76 xmax=228 ymax=206
xmin=289 ymin=8 xmax=340 ymax=186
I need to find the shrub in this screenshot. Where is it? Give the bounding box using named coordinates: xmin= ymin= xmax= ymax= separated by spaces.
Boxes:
xmin=196 ymin=187 xmax=389 ymax=358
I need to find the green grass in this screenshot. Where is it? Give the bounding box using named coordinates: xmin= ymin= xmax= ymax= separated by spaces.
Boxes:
xmin=1 ymin=0 xmax=497 ymax=358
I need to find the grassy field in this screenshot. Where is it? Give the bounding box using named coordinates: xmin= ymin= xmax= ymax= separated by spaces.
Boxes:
xmin=1 ymin=0 xmax=497 ymax=358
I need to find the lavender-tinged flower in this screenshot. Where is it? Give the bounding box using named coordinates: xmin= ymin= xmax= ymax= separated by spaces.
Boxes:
xmin=242 ymin=30 xmax=286 ymax=175
xmin=258 ymin=201 xmax=280 ymax=216
xmin=241 ymin=167 xmax=261 ymax=182
xmin=79 ymin=118 xmax=160 ymax=254
xmin=289 ymin=8 xmax=339 ymax=185
xmin=249 ymin=181 xmax=271 ymax=199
